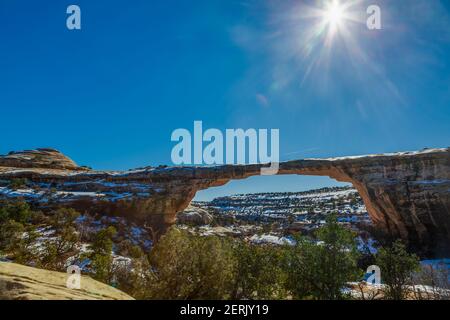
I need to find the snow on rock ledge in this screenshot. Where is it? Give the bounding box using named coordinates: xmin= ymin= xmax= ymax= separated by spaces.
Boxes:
xmin=0 ymin=147 xmax=449 ymax=257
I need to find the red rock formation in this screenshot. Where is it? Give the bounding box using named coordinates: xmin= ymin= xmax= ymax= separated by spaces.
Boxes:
xmin=0 ymin=148 xmax=449 ymax=256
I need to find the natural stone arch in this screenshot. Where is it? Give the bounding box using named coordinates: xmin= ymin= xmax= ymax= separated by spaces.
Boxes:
xmin=1 ymin=148 xmax=449 ymax=256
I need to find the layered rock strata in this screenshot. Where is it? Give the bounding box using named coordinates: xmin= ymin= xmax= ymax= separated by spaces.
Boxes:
xmin=0 ymin=148 xmax=449 ymax=256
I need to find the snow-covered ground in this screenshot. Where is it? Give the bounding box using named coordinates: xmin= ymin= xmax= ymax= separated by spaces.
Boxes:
xmin=249 ymin=234 xmax=295 ymax=245
xmin=196 ymin=186 xmax=370 ymax=227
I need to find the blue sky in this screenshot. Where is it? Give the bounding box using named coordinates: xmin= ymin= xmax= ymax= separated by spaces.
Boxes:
xmin=1 ymin=0 xmax=449 ymax=200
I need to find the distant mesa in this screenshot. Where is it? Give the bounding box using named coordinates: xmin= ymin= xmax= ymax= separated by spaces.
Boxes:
xmin=0 ymin=147 xmax=449 ymax=257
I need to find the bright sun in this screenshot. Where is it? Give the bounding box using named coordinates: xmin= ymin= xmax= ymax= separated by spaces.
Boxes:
xmin=324 ymin=0 xmax=345 ymax=32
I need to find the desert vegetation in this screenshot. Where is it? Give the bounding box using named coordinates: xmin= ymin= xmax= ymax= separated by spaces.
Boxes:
xmin=1 ymin=199 xmax=447 ymax=300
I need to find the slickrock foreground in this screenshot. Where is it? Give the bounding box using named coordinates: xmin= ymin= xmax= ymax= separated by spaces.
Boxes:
xmin=0 ymin=147 xmax=449 ymax=256
xmin=0 ymin=262 xmax=133 ymax=300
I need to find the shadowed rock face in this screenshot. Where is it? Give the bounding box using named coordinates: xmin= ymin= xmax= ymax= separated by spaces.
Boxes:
xmin=0 ymin=148 xmax=449 ymax=256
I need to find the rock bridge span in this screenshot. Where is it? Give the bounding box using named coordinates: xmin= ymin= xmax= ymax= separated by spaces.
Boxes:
xmin=0 ymin=148 xmax=449 ymax=256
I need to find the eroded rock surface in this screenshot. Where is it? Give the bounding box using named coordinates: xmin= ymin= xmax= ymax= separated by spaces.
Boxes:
xmin=0 ymin=262 xmax=133 ymax=300
xmin=0 ymin=148 xmax=449 ymax=256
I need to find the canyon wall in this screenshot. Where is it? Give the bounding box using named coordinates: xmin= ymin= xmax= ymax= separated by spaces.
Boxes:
xmin=1 ymin=148 xmax=449 ymax=256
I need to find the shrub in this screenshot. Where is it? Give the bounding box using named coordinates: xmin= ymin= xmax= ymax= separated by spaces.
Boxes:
xmin=146 ymin=228 xmax=236 ymax=299
xmin=85 ymin=226 xmax=117 ymax=283
xmin=376 ymin=240 xmax=420 ymax=300
xmin=0 ymin=220 xmax=25 ymax=255
xmin=284 ymin=214 xmax=361 ymax=300
xmin=0 ymin=201 xmax=32 ymax=224
xmin=38 ymin=208 xmax=81 ymax=270
xmin=8 ymin=225 xmax=40 ymax=265
xmin=232 ymin=242 xmax=287 ymax=299
xmin=115 ymin=256 xmax=154 ymax=299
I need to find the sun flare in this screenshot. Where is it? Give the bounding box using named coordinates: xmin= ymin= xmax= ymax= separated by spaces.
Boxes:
xmin=324 ymin=0 xmax=345 ymax=32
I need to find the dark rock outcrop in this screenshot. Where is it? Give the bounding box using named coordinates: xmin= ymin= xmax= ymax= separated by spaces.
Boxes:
xmin=0 ymin=148 xmax=449 ymax=256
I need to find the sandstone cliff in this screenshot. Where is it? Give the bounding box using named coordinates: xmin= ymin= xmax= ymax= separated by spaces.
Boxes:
xmin=0 ymin=148 xmax=449 ymax=257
